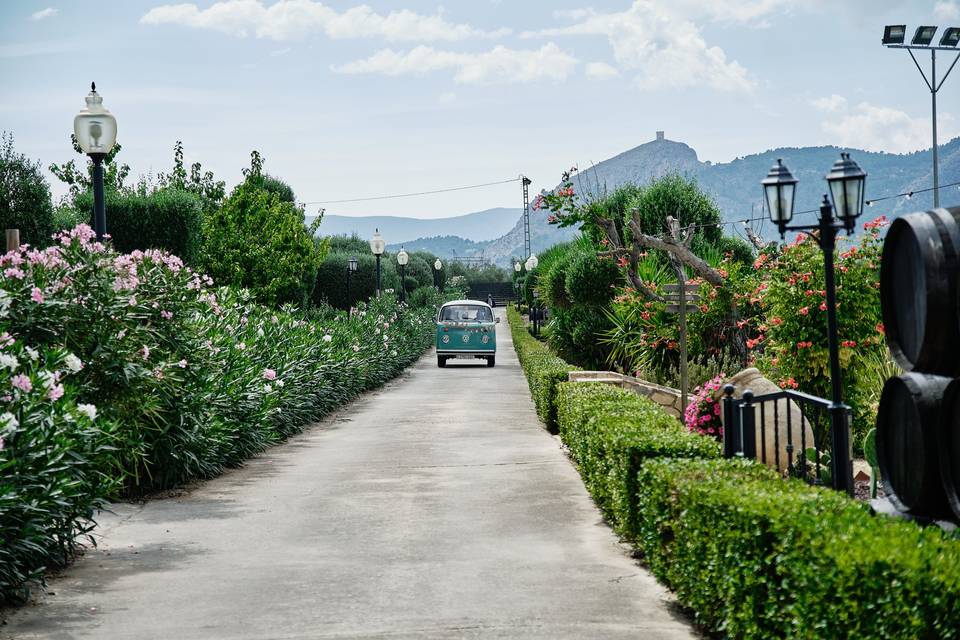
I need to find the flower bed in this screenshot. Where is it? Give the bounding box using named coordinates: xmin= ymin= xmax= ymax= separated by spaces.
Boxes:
xmin=0 ymin=225 xmax=437 ymax=602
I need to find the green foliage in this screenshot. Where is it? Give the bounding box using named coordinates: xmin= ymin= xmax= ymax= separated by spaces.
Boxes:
xmin=864 ymin=427 xmax=879 ymax=498
xmin=556 ymin=382 xmax=719 ymax=539
xmin=75 ymin=188 xmax=205 ymax=264
xmin=0 ymin=132 xmax=55 ymax=247
xmin=201 ymin=178 xmax=324 ymax=307
xmin=507 ymin=307 xmax=576 ymax=431
xmin=627 ymin=173 xmax=722 ymax=249
xmin=0 ymin=227 xmax=438 ymax=601
xmin=636 ymin=457 xmax=960 ymax=638
xmin=154 ymin=140 xmax=226 ymax=212
xmin=52 ymin=206 xmax=88 ymax=233
xmin=314 ymin=252 xmax=399 ymax=310
xmin=565 ymin=250 xmax=619 ymax=307
xmin=49 ymin=134 xmax=130 ymax=203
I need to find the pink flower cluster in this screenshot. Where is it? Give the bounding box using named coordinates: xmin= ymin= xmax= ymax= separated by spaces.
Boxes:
xmin=683 ymin=374 xmax=726 ymax=441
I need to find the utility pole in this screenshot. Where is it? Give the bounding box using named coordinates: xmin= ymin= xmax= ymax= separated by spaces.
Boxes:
xmin=521 ymin=175 xmax=532 ymax=258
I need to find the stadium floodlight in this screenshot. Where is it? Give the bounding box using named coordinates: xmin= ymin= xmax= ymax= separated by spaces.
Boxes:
xmin=940 ymin=27 xmax=960 ymax=48
xmin=883 ymin=25 xmax=906 ymax=45
xmin=912 ymin=26 xmax=937 ymax=46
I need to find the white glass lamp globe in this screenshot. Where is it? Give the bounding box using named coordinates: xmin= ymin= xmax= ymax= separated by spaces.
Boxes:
xmin=397 ymin=248 xmax=409 ymax=266
xmin=514 ymin=261 xmax=521 ymax=272
xmin=525 ymin=254 xmax=538 ymax=271
xmin=434 ymin=258 xmax=443 ymax=270
xmin=74 ymin=83 xmax=117 ymax=156
xmin=369 ymin=229 xmax=386 ymax=256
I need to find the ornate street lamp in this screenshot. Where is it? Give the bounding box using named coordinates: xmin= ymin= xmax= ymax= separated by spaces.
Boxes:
xmin=346 ymin=255 xmax=358 ymax=311
xmin=396 ymin=247 xmax=409 ymax=303
xmin=433 ymin=258 xmax=443 ymax=291
xmin=73 ymin=82 xmax=117 ymax=242
xmin=760 ymin=154 xmax=868 ymax=495
xmin=369 ymin=229 xmax=385 ymax=297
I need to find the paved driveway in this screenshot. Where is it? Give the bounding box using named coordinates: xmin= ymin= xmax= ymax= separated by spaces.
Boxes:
xmin=3 ymin=309 xmax=696 ymax=639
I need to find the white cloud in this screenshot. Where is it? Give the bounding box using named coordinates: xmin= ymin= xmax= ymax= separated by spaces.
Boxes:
xmin=332 ymin=43 xmax=578 ymax=85
xmin=810 ymin=94 xmax=847 ymax=113
xmin=522 ymin=1 xmax=755 ymax=91
xmin=141 ymin=1 xmax=509 ymax=42
xmin=585 ymin=62 xmax=619 ymax=79
xmin=934 ymin=1 xmax=960 ymax=20
xmin=817 ymin=97 xmax=956 ymax=154
xmin=30 ymin=7 xmax=58 ymax=21
xmin=270 ymin=47 xmax=291 ymax=56
xmin=439 ymin=91 xmax=456 ymax=104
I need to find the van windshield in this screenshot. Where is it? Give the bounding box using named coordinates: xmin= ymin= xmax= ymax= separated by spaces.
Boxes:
xmin=439 ymin=305 xmax=493 ymax=322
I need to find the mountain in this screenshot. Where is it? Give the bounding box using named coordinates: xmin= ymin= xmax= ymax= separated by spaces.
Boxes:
xmin=314 ymin=207 xmax=520 ymax=243
xmin=315 ymin=132 xmax=960 ymax=267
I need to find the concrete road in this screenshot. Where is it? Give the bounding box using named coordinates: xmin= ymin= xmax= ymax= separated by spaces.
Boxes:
xmin=3 ymin=310 xmax=697 ymax=639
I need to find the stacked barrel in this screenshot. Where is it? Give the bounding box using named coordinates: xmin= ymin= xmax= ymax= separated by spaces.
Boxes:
xmin=877 ymin=206 xmax=960 ymax=521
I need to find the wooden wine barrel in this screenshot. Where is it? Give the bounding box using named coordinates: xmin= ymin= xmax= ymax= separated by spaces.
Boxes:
xmin=880 ymin=206 xmax=960 ymax=375
xmin=939 ymin=379 xmax=960 ymax=520
xmin=876 ymin=373 xmax=952 ymax=517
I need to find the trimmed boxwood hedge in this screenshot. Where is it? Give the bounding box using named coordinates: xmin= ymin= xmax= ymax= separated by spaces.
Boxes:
xmin=556 ymin=382 xmax=719 ymax=540
xmin=507 ymin=306 xmax=576 ymax=431
xmin=636 ymin=458 xmax=960 ymax=638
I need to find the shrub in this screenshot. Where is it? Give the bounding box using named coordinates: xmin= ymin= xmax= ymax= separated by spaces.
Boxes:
xmin=201 ymin=180 xmax=324 ymax=307
xmin=565 ymin=251 xmax=619 ymax=308
xmin=636 ymin=457 xmax=960 ymax=639
xmin=0 ymin=132 xmax=55 ymax=247
xmin=74 ymin=188 xmax=204 ymax=264
xmin=556 ymin=382 xmax=719 ymax=539
xmin=314 ymin=252 xmax=401 ymax=310
xmin=0 ymin=225 xmax=438 ymax=601
xmin=507 ymin=307 xmax=576 ymax=431
xmin=683 ymin=373 xmax=726 ymax=441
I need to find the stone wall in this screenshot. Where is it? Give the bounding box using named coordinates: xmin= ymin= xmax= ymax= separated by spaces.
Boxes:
xmin=567 ymin=371 xmax=683 ymax=419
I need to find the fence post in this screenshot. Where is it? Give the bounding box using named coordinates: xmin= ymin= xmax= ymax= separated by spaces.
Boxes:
xmin=722 ymin=384 xmax=737 ymax=457
xmin=741 ymin=389 xmax=757 ymax=460
xmin=5 ymin=229 xmax=20 ymax=253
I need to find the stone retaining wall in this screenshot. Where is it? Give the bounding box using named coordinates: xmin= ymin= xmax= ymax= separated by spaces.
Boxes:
xmin=567 ymin=371 xmax=683 ymax=419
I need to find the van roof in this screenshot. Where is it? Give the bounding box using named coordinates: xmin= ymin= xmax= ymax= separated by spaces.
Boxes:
xmin=439 ymin=299 xmax=492 ymax=309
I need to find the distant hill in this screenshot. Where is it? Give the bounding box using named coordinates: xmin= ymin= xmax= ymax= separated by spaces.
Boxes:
xmin=314 ymin=207 xmax=521 ymax=243
xmin=313 ymin=133 xmax=960 ymax=267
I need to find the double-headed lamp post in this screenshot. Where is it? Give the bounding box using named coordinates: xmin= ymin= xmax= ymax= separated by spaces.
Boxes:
xmin=525 ymin=254 xmax=539 ymax=333
xmin=396 ymin=247 xmax=409 ymax=304
xmin=433 ymin=258 xmax=443 ymax=291
xmin=369 ymin=229 xmax=385 ymax=297
xmin=73 ymin=83 xmax=117 ymax=242
xmin=346 ymin=256 xmax=358 ymax=311
xmin=762 ymin=153 xmax=867 ymax=495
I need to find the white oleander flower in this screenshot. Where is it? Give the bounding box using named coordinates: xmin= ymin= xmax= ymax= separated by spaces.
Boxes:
xmin=0 ymin=353 xmax=18 ymax=372
xmin=64 ymin=353 xmax=83 ymax=373
xmin=76 ymin=404 xmax=97 ymax=421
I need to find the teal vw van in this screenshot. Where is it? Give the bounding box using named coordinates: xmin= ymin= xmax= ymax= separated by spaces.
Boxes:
xmin=436 ymin=300 xmax=499 ymax=367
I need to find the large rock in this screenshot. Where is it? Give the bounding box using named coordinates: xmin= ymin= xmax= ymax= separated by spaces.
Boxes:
xmin=714 ymin=368 xmax=816 ymax=473
xmin=568 ymin=371 xmax=683 ymax=419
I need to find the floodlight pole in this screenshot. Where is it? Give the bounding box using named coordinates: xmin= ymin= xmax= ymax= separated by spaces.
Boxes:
xmin=886 ymin=43 xmax=960 ymax=207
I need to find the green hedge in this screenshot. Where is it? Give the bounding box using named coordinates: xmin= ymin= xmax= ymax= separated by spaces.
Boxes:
xmin=636 ymin=458 xmax=960 ymax=638
xmin=507 ymin=307 xmax=575 ymax=431
xmin=75 ymin=188 xmax=204 ymax=264
xmin=556 ymin=382 xmax=718 ymax=539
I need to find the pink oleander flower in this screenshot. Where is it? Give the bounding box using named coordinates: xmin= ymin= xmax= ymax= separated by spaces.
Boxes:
xmin=30 ymin=287 xmax=44 ymax=303
xmin=48 ymin=384 xmax=65 ymax=401
xmin=161 ymin=310 xmax=173 ymax=320
xmin=11 ymin=374 xmax=31 ymax=392
xmin=263 ymin=368 xmax=277 ymax=381
xmin=140 ymin=345 xmax=150 ymax=360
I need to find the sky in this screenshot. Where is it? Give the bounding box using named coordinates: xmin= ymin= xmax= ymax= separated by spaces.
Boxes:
xmin=2 ymin=0 xmax=960 ymax=220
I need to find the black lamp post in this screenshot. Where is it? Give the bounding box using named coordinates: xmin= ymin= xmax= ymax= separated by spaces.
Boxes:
xmin=346 ymin=255 xmax=358 ymax=311
xmin=73 ymin=83 xmax=117 ymax=242
xmin=369 ymin=229 xmax=385 ymax=297
xmin=514 ymin=261 xmax=522 ymax=311
xmin=762 ymin=153 xmax=867 ymax=495
xmin=396 ymin=247 xmax=409 ymax=304
xmin=433 ymin=258 xmax=443 ymax=292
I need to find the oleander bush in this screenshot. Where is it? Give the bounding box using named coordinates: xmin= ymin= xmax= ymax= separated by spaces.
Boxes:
xmin=0 ymin=225 xmax=437 ymax=602
xmin=636 ymin=457 xmax=960 ymax=639
xmin=555 ymin=382 xmax=718 ymax=539
xmin=507 ymin=307 xmax=576 ymax=431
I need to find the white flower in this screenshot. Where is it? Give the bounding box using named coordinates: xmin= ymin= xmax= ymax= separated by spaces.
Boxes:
xmin=257 ymin=327 xmax=265 ymax=337
xmin=263 ymin=383 xmax=272 ymax=393
xmin=76 ymin=403 xmax=97 ymax=421
xmin=25 ymin=347 xmax=38 ymax=361
xmin=0 ymin=289 xmax=11 ymax=317
xmin=0 ymin=353 xmax=18 ymax=372
xmin=64 ymin=353 xmax=83 ymax=373
xmin=0 ymin=411 xmax=18 ymax=431
xmin=352 ymin=344 xmax=360 ymax=352
xmin=322 ymin=334 xmax=332 ymax=343
xmin=38 ymin=370 xmax=56 ymax=390
xmin=237 ymin=342 xmax=246 ymax=351
xmin=275 ymin=379 xmax=284 ymax=387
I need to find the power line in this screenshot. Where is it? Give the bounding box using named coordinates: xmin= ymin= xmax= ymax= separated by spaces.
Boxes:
xmin=303 ymin=177 xmax=521 ymax=206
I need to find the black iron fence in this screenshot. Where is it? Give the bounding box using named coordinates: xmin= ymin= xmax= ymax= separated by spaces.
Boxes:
xmin=721 ymin=385 xmax=853 ymax=491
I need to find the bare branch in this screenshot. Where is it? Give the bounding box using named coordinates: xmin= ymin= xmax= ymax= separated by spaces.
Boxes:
xmin=627 ymin=218 xmax=726 ymax=287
